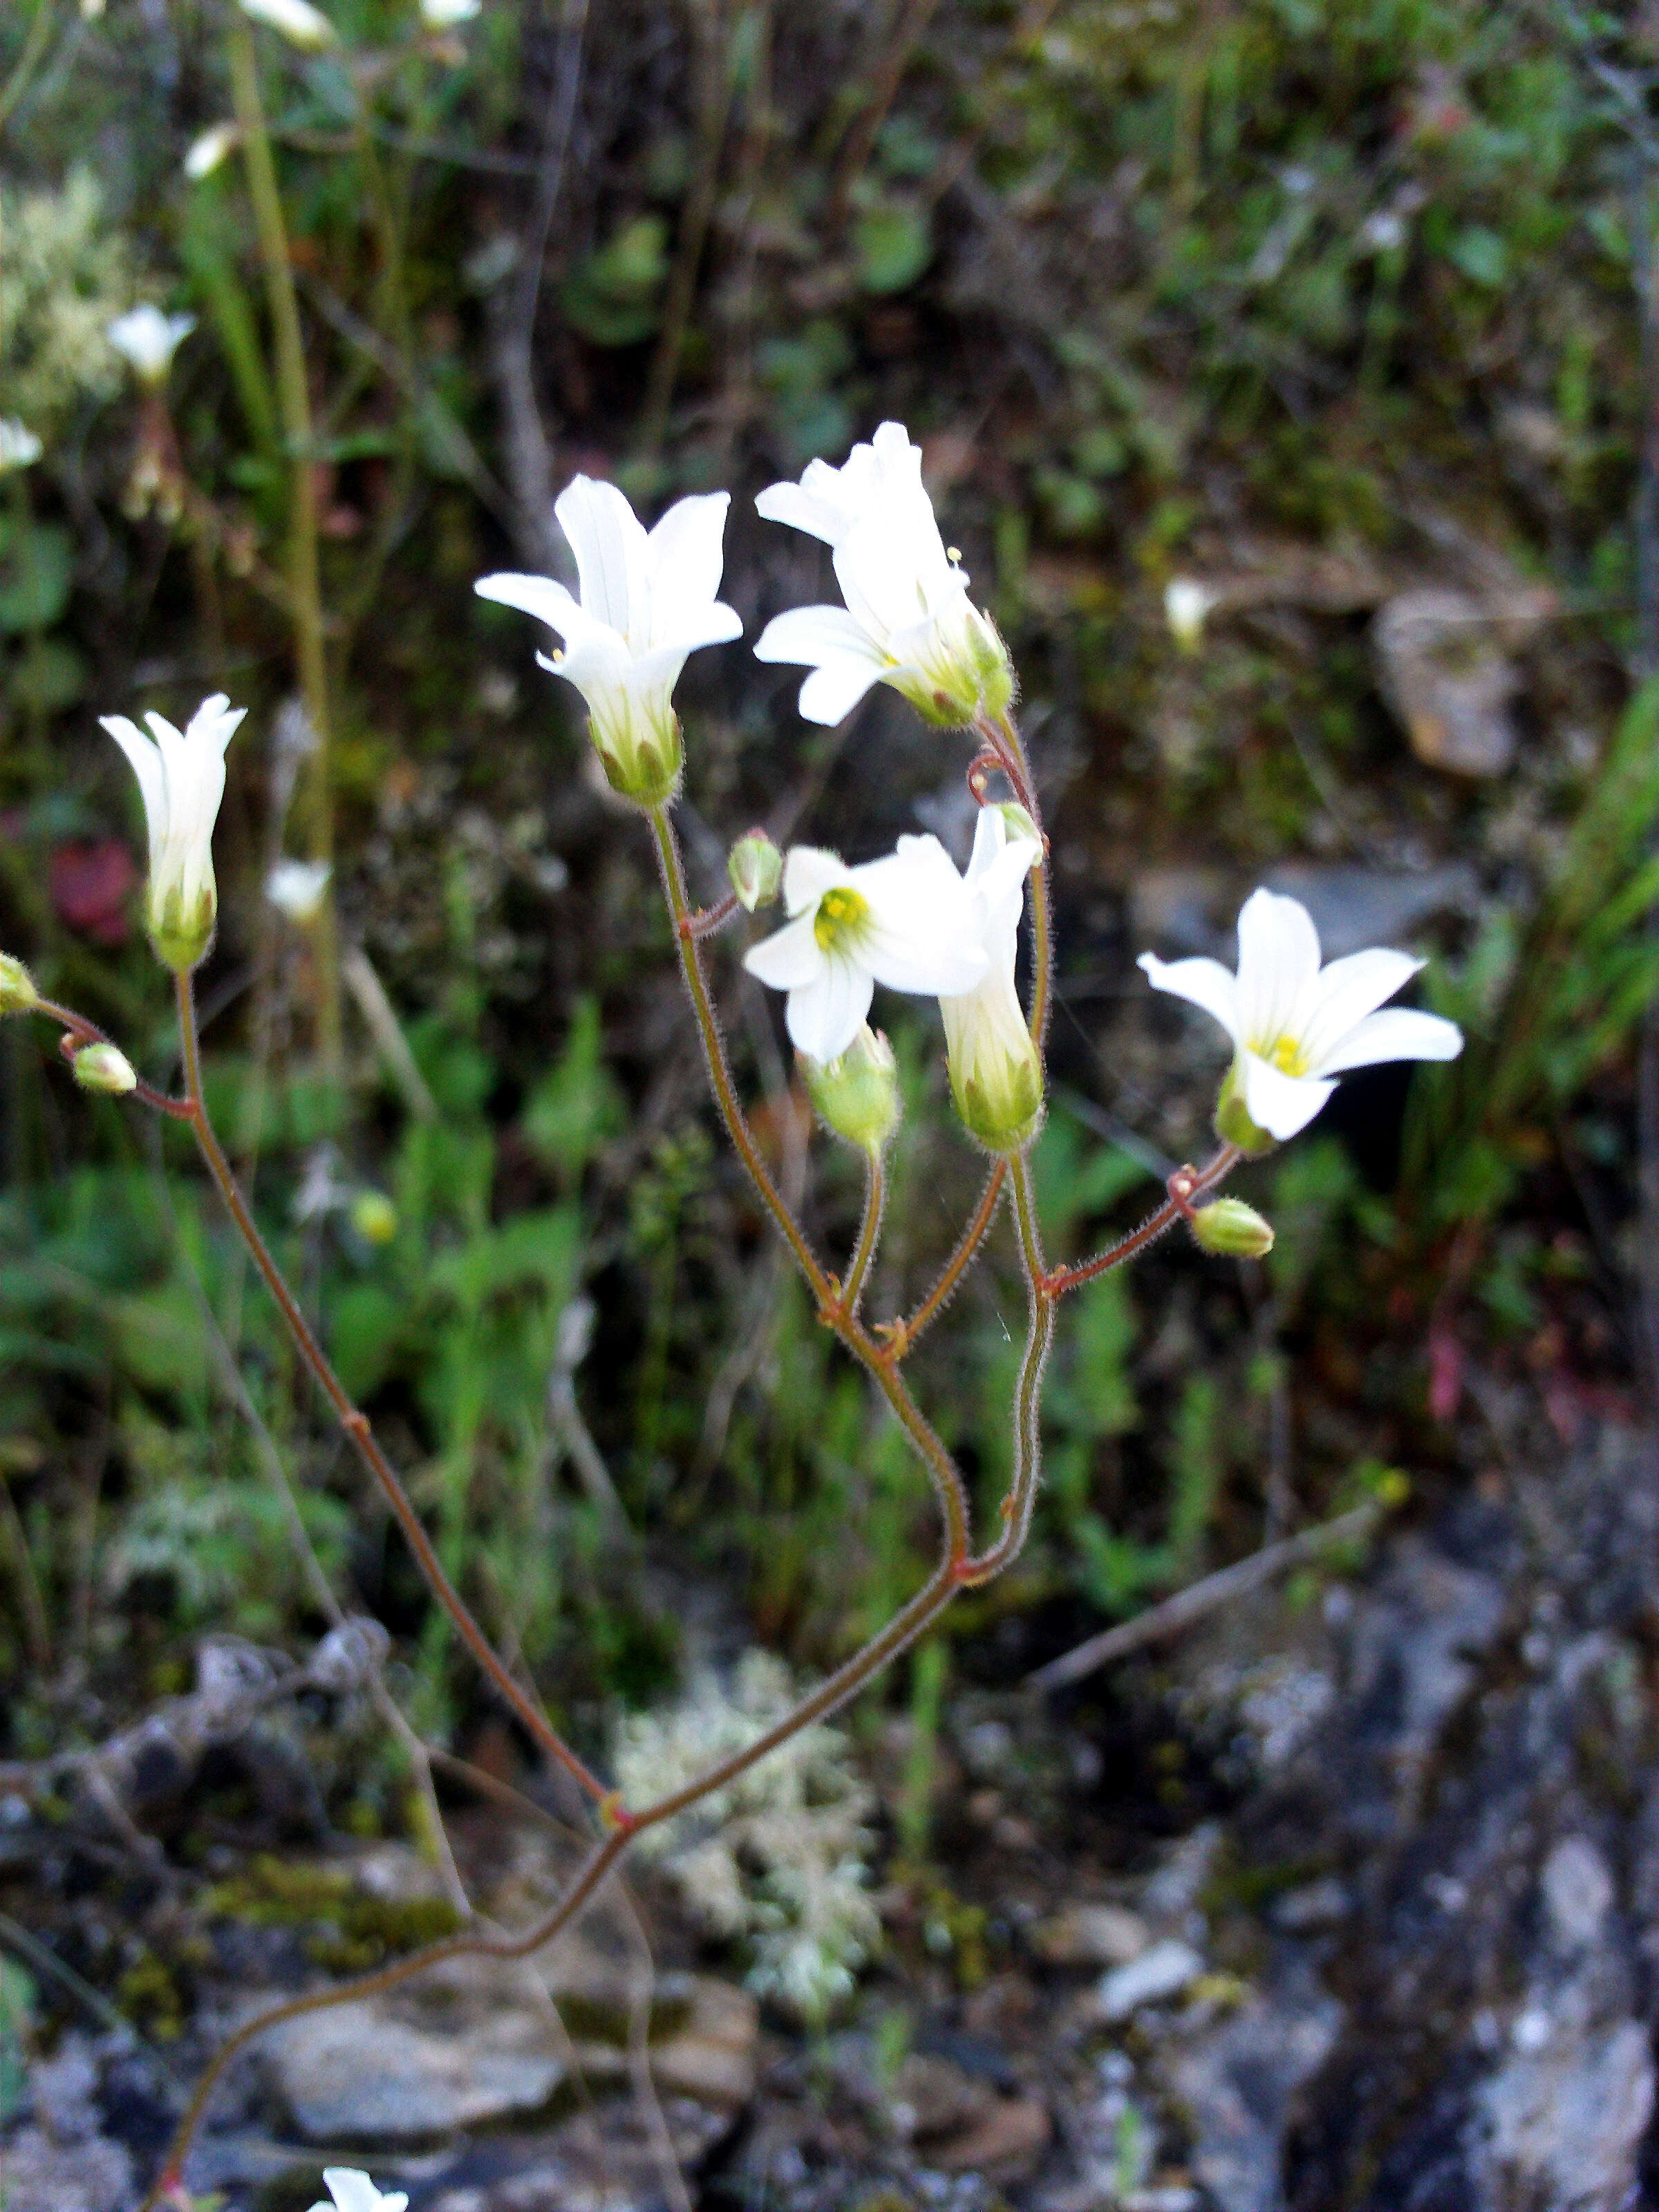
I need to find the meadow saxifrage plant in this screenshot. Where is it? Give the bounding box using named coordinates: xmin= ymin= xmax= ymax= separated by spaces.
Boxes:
xmin=3 ymin=418 xmax=1463 ymax=2206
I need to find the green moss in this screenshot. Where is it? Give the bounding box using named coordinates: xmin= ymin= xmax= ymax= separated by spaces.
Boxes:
xmin=201 ymin=1855 xmax=463 ymax=1973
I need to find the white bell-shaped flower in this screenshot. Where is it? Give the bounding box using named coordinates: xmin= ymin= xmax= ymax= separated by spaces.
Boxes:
xmin=476 ymin=478 xmax=742 ymax=806
xmin=102 ymin=693 xmax=246 ymax=971
xmin=107 ymin=306 xmax=196 ymax=387
xmin=936 ymin=807 xmax=1045 ymax=1152
xmin=308 ymin=2170 xmax=408 ymax=2212
xmin=266 ymin=858 xmax=332 ymax=923
xmin=754 ymin=422 xmax=1012 ymax=729
xmin=744 ymin=837 xmax=987 ymax=1063
xmin=1139 ymin=886 xmax=1463 ymax=1147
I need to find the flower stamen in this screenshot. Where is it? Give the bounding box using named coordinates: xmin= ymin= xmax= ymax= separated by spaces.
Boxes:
xmin=813 ymin=885 xmax=870 ymax=953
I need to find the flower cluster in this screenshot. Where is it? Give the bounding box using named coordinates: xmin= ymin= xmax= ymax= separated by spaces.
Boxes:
xmin=61 ymin=420 xmax=1459 ymax=1171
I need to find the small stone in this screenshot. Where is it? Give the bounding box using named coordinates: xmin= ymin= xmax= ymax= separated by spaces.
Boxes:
xmin=0 ymin=2127 xmax=133 ymax=2212
xmin=649 ymin=1976 xmax=759 ymax=2108
xmin=1372 ymin=585 xmax=1552 ymax=777
xmin=1031 ymin=1902 xmax=1152 ymax=1968
xmin=888 ymin=2052 xmax=993 ymax=2142
xmin=926 ymin=2092 xmax=1052 ymax=2180
xmin=1541 ymin=1835 xmax=1614 ymax=1953
xmin=1096 ymin=1939 xmax=1206 ymax=2023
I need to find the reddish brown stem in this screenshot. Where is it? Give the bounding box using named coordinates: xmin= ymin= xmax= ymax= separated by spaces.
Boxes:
xmin=1044 ymin=1146 xmax=1241 ymax=1295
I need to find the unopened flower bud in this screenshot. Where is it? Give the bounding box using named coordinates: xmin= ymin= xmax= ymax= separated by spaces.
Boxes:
xmin=0 ymin=955 xmax=39 ymax=1015
xmin=1188 ymin=1197 xmax=1275 ymax=1259
xmin=1214 ymin=1061 xmax=1278 ymax=1158
xmin=73 ymin=1042 xmax=137 ymax=1096
xmin=800 ymin=1025 xmax=900 ymax=1156
xmin=728 ymin=830 xmax=784 ymax=912
xmin=348 ymin=1190 xmax=397 ymax=1245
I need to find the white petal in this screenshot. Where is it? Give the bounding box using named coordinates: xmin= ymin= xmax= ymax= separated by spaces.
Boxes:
xmin=1239 ymin=1049 xmax=1335 ymax=1141
xmin=754 ymin=603 xmax=886 ymax=669
xmin=1316 ymin=1006 xmax=1463 ymax=1074
xmin=1293 ymin=947 xmax=1423 ymax=1071
xmin=743 ymin=910 xmax=823 ymax=991
xmin=782 ymin=845 xmax=849 ymax=914
xmin=1137 ymin=953 xmax=1239 ymax=1044
xmin=755 ymin=480 xmax=855 ymax=547
xmin=832 ymin=518 xmax=938 ymax=646
xmin=646 ymin=493 xmax=731 ymax=632
xmin=319 ymin=2171 xmax=401 ymax=2212
xmin=856 ymin=852 xmax=986 ymax=994
xmin=785 ymin=959 xmax=874 ymax=1062
xmin=184 ymin=692 xmax=246 ymax=759
xmin=798 ymin=657 xmax=887 ymax=726
xmin=102 ymin=715 xmax=167 ymax=869
xmin=1235 ymin=888 xmax=1321 ymax=1052
xmin=475 ymin=571 xmax=585 ymax=641
xmin=554 ymin=476 xmax=649 ymax=640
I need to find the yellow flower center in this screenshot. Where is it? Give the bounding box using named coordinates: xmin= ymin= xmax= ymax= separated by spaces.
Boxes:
xmin=1267 ymin=1033 xmax=1308 ymax=1077
xmin=814 ymin=885 xmax=870 ymax=953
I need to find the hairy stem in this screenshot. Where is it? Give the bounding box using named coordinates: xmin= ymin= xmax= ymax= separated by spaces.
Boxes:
xmin=648 ymin=803 xmax=973 ymax=1559
xmin=885 ymin=1158 xmax=1004 ymax=1358
xmin=227 ymin=11 xmax=343 ymax=1089
xmin=963 ymin=1148 xmax=1052 ymax=1582
xmin=171 ymin=971 xmax=607 ymax=1806
xmin=843 ymin=1149 xmax=886 ymax=1318
xmin=1047 ymin=1144 xmax=1241 ymax=1295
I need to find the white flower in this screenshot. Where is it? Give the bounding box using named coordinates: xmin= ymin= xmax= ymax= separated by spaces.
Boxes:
xmin=1164 ymin=576 xmax=1219 ymax=651
xmin=185 ymin=123 xmax=242 ymax=180
xmin=744 ymin=838 xmax=987 ymax=1063
xmin=107 ymin=306 xmax=196 ymax=387
xmin=754 ymin=421 xmax=1012 ymax=729
xmin=476 ymin=477 xmax=742 ymax=805
xmin=308 ymin=2171 xmax=408 ymax=2212
xmin=102 ymin=693 xmax=247 ymax=971
xmin=266 ymin=858 xmax=332 ymax=922
xmin=0 ymin=420 xmax=44 ymax=476
xmin=935 ymin=807 xmax=1045 ymax=1151
xmin=1138 ymin=886 xmax=1463 ymax=1145
xmin=421 ymin=0 xmax=479 ymax=21
xmin=238 ymin=0 xmax=339 ymax=48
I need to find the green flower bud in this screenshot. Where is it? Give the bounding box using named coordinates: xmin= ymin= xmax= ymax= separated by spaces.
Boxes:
xmin=800 ymin=1025 xmax=900 ymax=1156
xmin=1214 ymin=1060 xmax=1277 ymax=1158
xmin=0 ymin=955 xmax=39 ymax=1015
xmin=73 ymin=1042 xmax=137 ymax=1096
xmin=348 ymin=1190 xmax=398 ymax=1245
xmin=728 ymin=830 xmax=784 ymax=912
xmin=1188 ymin=1197 xmax=1275 ymax=1260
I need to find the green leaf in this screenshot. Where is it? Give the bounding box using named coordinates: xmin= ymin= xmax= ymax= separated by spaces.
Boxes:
xmin=0 ymin=520 xmax=72 ymax=633
xmin=328 ymin=1282 xmax=406 ymax=1400
xmin=1448 ymin=225 xmax=1508 ymax=288
xmin=854 ymin=198 xmax=932 ymax=294
xmin=521 ymin=996 xmax=624 ymax=1184
xmin=561 ymin=215 xmax=669 ymax=347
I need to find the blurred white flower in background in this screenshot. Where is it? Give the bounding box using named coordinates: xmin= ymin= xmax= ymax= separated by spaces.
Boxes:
xmin=743 ymin=836 xmax=986 ymax=1062
xmin=0 ymin=421 xmax=44 ymax=476
xmin=238 ymin=0 xmax=339 ymax=50
xmin=107 ymin=306 xmax=196 ymax=387
xmin=476 ymin=477 xmax=742 ymax=806
xmin=1139 ymin=886 xmax=1463 ymax=1143
xmin=755 ymin=420 xmax=1012 ymax=728
xmin=185 ymin=123 xmax=242 ymax=180
xmin=420 ymin=0 xmax=480 ymax=23
xmin=266 ymin=859 xmax=332 ymax=924
xmin=1164 ymin=576 xmax=1219 ymax=651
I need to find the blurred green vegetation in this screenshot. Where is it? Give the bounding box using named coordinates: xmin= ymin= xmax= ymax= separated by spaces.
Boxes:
xmin=1 ymin=0 xmax=1657 ymax=1792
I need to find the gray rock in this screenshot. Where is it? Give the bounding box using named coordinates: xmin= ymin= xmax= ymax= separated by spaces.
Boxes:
xmin=0 ymin=2125 xmax=133 ymax=2212
xmin=1031 ymin=1900 xmax=1151 ymax=1968
xmin=1096 ymin=1939 xmax=1205 ymax=2023
xmin=261 ymin=1953 xmax=567 ymax=2142
xmin=1372 ymin=585 xmax=1552 ymax=776
xmin=1472 ymin=2015 xmax=1653 ymax=2211
xmin=1171 ymin=1974 xmax=1342 ymax=2212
